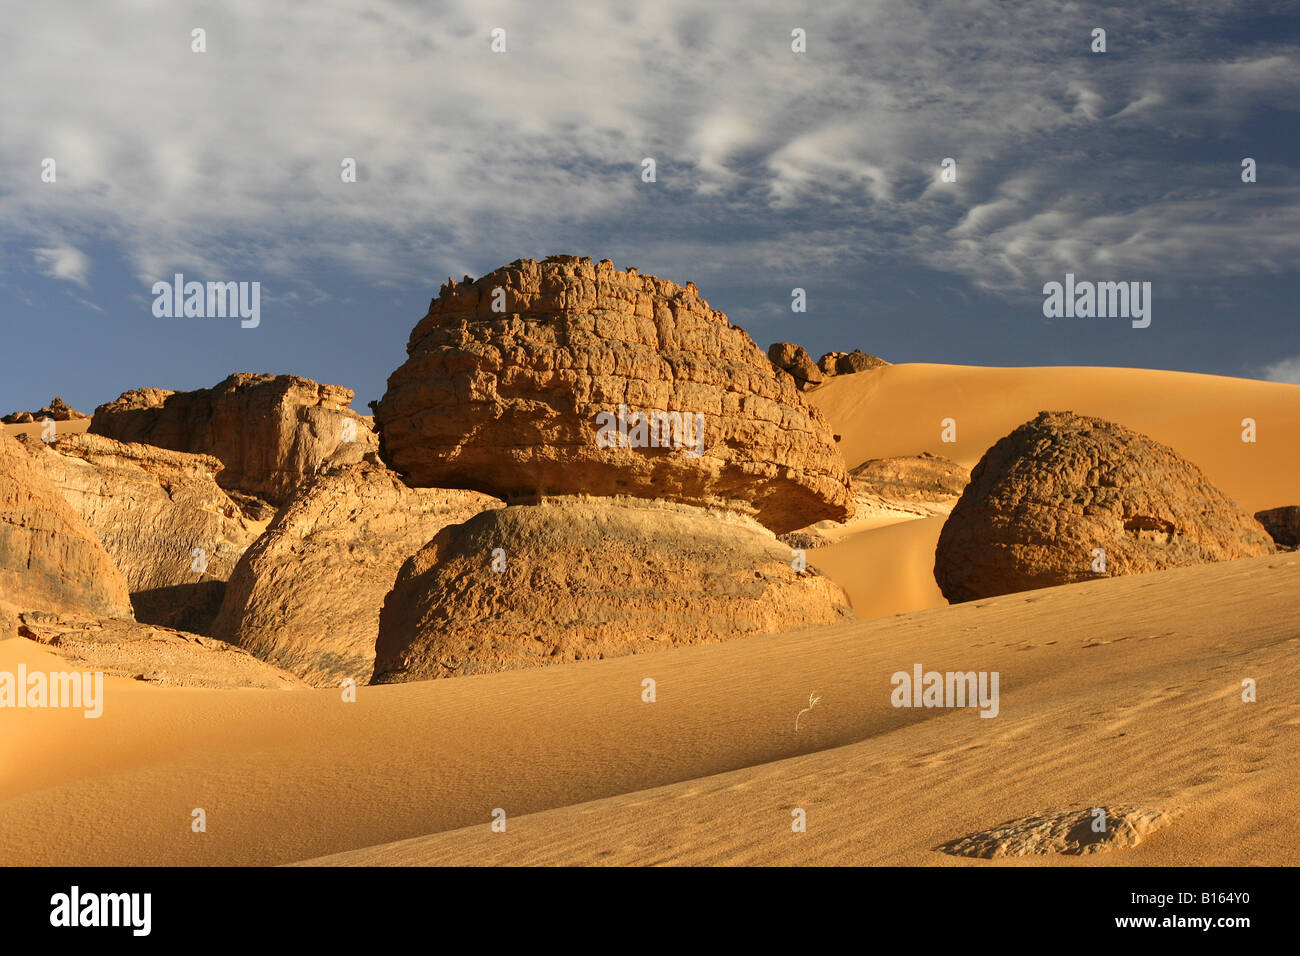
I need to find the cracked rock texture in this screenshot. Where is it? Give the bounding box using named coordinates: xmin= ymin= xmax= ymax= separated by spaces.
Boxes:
xmin=934 ymin=411 xmax=1274 ymax=602
xmin=91 ymin=373 xmax=376 ymax=505
xmin=375 ymin=256 xmax=853 ymax=534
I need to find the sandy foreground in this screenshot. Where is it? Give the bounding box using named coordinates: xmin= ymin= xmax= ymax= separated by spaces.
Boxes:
xmin=2 ymin=364 xmax=1297 ymax=866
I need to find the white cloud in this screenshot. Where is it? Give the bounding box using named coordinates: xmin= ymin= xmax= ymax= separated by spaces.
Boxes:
xmin=0 ymin=0 xmax=1296 ymax=300
xmin=1261 ymin=356 xmax=1300 ymax=385
xmin=33 ymin=246 xmax=92 ymax=286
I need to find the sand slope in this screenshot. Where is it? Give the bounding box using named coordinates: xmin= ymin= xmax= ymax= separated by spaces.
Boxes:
xmin=809 ymin=364 xmax=1299 ymax=513
xmin=2 ymin=551 xmax=1296 ymax=866
xmin=803 ymin=364 xmax=1300 ymax=620
xmin=2 ymin=365 xmax=1297 ymax=867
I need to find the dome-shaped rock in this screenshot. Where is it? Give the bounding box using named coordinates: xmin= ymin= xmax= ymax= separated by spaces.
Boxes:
xmin=372 ymin=497 xmax=853 ymax=682
xmin=211 ymin=460 xmax=500 ymax=685
xmin=375 ymin=256 xmax=853 ymax=534
xmin=934 ymin=411 xmax=1275 ymax=602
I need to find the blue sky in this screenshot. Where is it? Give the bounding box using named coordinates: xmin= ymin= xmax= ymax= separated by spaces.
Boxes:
xmin=2 ymin=0 xmax=1298 ymax=415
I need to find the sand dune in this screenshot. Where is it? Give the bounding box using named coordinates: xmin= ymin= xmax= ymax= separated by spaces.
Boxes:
xmin=3 ymin=550 xmax=1296 ymax=866
xmin=809 ymin=363 xmax=1299 ymax=513
xmin=3 ymin=363 xmax=1296 ymax=867
xmin=803 ymin=364 xmax=1299 ymax=620
xmin=2 ymin=418 xmax=90 ymax=441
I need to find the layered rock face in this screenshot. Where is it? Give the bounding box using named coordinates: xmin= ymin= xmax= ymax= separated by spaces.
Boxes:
xmin=91 ymin=374 xmax=376 ymax=505
xmin=375 ymin=256 xmax=852 ymax=534
xmin=1254 ymin=506 xmax=1300 ymax=549
xmin=934 ymin=411 xmax=1275 ymax=602
xmin=18 ymin=433 xmax=265 ymax=632
xmin=0 ymin=434 xmax=133 ymax=620
xmin=211 ymin=460 xmax=500 ymax=686
xmin=851 ymin=453 xmax=967 ymax=503
xmin=372 ymin=497 xmax=853 ymax=683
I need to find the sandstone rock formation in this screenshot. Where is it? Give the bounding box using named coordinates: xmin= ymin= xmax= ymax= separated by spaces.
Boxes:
xmin=937 ymin=806 xmax=1180 ymax=858
xmin=18 ymin=433 xmax=266 ymax=632
xmin=375 ymin=256 xmax=853 ymax=534
xmin=372 ymin=497 xmax=853 ymax=682
xmin=1254 ymin=506 xmax=1300 ymax=550
xmin=934 ymin=411 xmax=1275 ymax=602
xmin=91 ymin=374 xmax=376 ymax=505
xmin=817 ymin=350 xmax=890 ymax=377
xmin=211 ymin=460 xmax=500 ymax=686
xmin=17 ymin=611 xmax=302 ymax=690
xmin=2 ymin=396 xmax=85 ymax=424
xmin=852 ymin=453 xmax=967 ymax=503
xmin=0 ymin=434 xmax=133 ymax=620
xmin=779 ymin=454 xmax=967 ymax=549
xmin=768 ymin=342 xmax=825 ymax=390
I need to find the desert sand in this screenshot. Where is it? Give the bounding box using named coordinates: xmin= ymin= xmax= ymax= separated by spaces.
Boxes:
xmin=804 ymin=363 xmax=1300 ymax=619
xmin=2 ymin=363 xmax=1296 ymax=867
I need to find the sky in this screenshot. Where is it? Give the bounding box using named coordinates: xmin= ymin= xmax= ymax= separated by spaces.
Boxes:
xmin=2 ymin=0 xmax=1298 ymax=415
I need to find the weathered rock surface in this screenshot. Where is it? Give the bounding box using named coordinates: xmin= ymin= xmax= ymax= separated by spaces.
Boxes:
xmin=375 ymin=256 xmax=853 ymax=534
xmin=934 ymin=411 xmax=1275 ymax=602
xmin=1255 ymin=506 xmax=1300 ymax=550
xmin=91 ymin=373 xmax=376 ymax=505
xmin=832 ymin=350 xmax=889 ymax=375
xmin=373 ymin=497 xmax=854 ymax=682
xmin=817 ymin=350 xmax=890 ymax=377
xmin=937 ymin=806 xmax=1180 ymax=858
xmin=211 ymin=460 xmax=500 ymax=686
xmin=0 ymin=434 xmax=133 ymax=620
xmin=851 ymin=453 xmax=967 ymax=502
xmin=17 ymin=611 xmax=303 ymax=690
xmin=17 ymin=433 xmax=267 ymax=632
xmin=2 ymin=396 xmax=86 ymax=424
xmin=779 ymin=454 xmax=966 ymax=549
xmin=768 ymin=342 xmax=825 ymax=390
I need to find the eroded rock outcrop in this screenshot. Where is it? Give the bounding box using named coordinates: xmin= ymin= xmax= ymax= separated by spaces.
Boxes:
xmin=17 ymin=611 xmax=302 ymax=690
xmin=1255 ymin=506 xmax=1300 ymax=550
xmin=91 ymin=374 xmax=376 ymax=505
xmin=375 ymin=256 xmax=852 ymax=534
xmin=934 ymin=411 xmax=1275 ymax=602
xmin=937 ymin=806 xmax=1180 ymax=858
xmin=18 ymin=433 xmax=266 ymax=632
xmin=852 ymin=453 xmax=967 ymax=503
xmin=372 ymin=497 xmax=853 ymax=682
xmin=0 ymin=433 xmax=133 ymax=620
xmin=2 ymin=396 xmax=86 ymax=424
xmin=768 ymin=342 xmax=825 ymax=390
xmin=211 ymin=460 xmax=500 ymax=686
xmin=816 ymin=350 xmax=890 ymax=379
